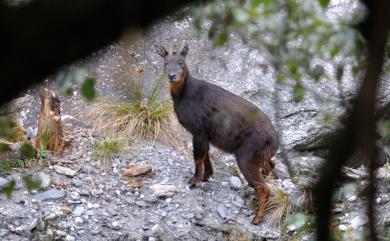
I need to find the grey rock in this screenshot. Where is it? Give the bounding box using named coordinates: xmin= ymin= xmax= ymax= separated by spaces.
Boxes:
xmin=86 ymin=210 xmax=95 ymax=216
xmin=26 ymin=127 xmax=36 ymax=140
xmin=217 ymin=204 xmax=228 ymax=219
xmin=377 ymin=167 xmax=390 ymax=179
xmin=28 ymin=218 xmax=39 ymax=231
xmin=72 ymin=178 xmax=83 ymax=187
xmin=55 ymin=230 xmax=67 ymax=237
xmin=65 ymin=235 xmax=76 ymax=241
xmin=0 ymin=229 xmax=9 ymax=237
xmin=351 ymin=215 xmax=368 ymax=229
xmin=91 ymin=226 xmax=102 ymax=235
xmin=74 ymin=217 xmax=83 ymax=225
xmin=150 ymin=184 xmax=177 ymax=197
xmin=232 ymin=195 xmax=244 ymax=207
xmin=53 ymin=165 xmax=77 ymax=177
xmin=0 ymin=176 xmax=10 ymax=189
xmin=33 ymin=172 xmax=50 ymax=189
xmin=73 ymin=206 xmax=85 ymax=217
xmin=33 ymin=189 xmax=65 ymax=201
xmin=229 ymin=176 xmax=242 ymax=189
xmin=111 ymin=221 xmax=121 ymax=230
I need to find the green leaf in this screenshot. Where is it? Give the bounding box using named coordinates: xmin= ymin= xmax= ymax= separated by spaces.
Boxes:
xmin=250 ymin=0 xmax=262 ymax=8
xmin=330 ymin=46 xmax=341 ymax=58
xmin=310 ymin=65 xmax=325 ymax=82
xmin=22 ymin=174 xmax=41 ymax=192
xmin=215 ymin=31 xmax=229 ymax=46
xmin=293 ymin=82 xmax=304 ymax=102
xmin=1 ymin=160 xmax=12 ymax=173
xmin=81 ymin=78 xmax=96 ymax=101
xmin=20 ymin=143 xmax=36 ymax=158
xmin=0 ymin=143 xmax=9 ymax=153
xmin=319 ymin=0 xmax=329 ymax=8
xmin=2 ymin=179 xmax=15 ymax=199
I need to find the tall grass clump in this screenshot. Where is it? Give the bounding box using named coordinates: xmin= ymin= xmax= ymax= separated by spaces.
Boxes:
xmin=84 ymin=73 xmax=187 ymax=149
xmin=92 ymin=137 xmax=123 ymax=166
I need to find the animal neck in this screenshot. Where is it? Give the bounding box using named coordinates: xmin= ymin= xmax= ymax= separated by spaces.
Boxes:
xmin=169 ymin=70 xmax=188 ymax=101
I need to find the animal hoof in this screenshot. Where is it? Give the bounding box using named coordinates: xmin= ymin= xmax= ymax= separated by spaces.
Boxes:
xmin=188 ymin=176 xmax=200 ymax=189
xmin=252 ymin=217 xmax=263 ymax=225
xmin=202 ymin=174 xmax=212 ymax=182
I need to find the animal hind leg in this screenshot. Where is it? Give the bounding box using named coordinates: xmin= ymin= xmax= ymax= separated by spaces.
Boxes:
xmin=236 ymin=156 xmax=270 ymax=225
xmin=202 ymin=153 xmax=213 ymax=181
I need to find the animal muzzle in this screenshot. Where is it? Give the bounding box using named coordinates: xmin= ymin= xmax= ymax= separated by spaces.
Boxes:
xmin=168 ymin=74 xmax=177 ymax=81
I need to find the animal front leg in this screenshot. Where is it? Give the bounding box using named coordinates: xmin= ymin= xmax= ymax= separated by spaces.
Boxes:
xmin=189 ymin=134 xmax=209 ymax=188
xmin=203 ymin=153 xmax=213 ymax=181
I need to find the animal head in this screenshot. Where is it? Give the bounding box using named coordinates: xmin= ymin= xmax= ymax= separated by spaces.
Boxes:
xmin=155 ymin=43 xmax=189 ymax=83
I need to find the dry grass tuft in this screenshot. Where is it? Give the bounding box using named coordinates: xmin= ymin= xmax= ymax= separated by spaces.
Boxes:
xmin=266 ymin=179 xmax=293 ymax=226
xmin=265 ymin=178 xmax=314 ymax=226
xmin=84 ymin=74 xmax=188 ymax=151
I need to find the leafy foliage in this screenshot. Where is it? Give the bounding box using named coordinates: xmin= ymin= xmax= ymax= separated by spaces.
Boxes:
xmin=2 ymin=179 xmax=16 ymax=199
xmin=55 ymin=66 xmax=96 ymax=101
xmin=192 ymin=0 xmax=364 ymax=104
xmin=22 ymin=174 xmax=42 ymax=192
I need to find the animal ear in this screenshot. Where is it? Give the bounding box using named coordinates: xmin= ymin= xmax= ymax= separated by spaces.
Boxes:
xmin=155 ymin=44 xmax=168 ymax=58
xmin=179 ymin=43 xmax=188 ymax=58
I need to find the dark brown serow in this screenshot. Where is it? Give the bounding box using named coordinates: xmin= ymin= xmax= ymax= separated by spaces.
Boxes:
xmin=155 ymin=43 xmax=279 ymax=224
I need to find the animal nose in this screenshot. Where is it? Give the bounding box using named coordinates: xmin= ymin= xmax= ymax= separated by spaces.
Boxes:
xmin=168 ymin=74 xmax=176 ymax=81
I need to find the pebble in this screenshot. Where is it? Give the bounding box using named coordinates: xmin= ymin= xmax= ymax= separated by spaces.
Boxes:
xmin=53 ymin=165 xmax=77 ymax=177
xmin=55 ymin=230 xmax=67 ymax=237
xmin=65 ymin=235 xmax=76 ymax=241
xmin=111 ymin=221 xmax=121 ymax=230
xmin=351 ymin=215 xmax=368 ymax=229
xmin=229 ymin=176 xmax=242 ymax=189
xmin=0 ymin=228 xmax=9 ymax=237
xmin=0 ymin=177 xmax=10 ymax=189
xmin=28 ymin=218 xmax=39 ymax=231
xmin=150 ymin=184 xmax=177 ymax=197
xmin=73 ymin=206 xmax=85 ymax=217
xmin=152 ymin=224 xmax=164 ymax=235
xmin=74 ymin=217 xmax=83 ymax=225
xmin=72 ymin=179 xmax=83 ymax=187
xmin=33 ymin=189 xmax=65 ymax=201
xmin=33 ymin=172 xmax=50 ymax=189
xmin=217 ymin=204 xmax=228 ymax=219
xmin=60 ymin=207 xmax=72 ymax=214
xmin=377 ymin=167 xmax=390 ymax=179
xmin=91 ymin=227 xmax=102 ymax=235
xmin=123 ymin=164 xmax=152 ymax=177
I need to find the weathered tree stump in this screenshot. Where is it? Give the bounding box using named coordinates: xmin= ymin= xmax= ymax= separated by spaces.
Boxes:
xmin=35 ymin=88 xmax=64 ymax=153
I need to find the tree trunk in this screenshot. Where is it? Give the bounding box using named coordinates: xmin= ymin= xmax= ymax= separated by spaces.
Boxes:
xmin=35 ymin=88 xmax=64 ymax=153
